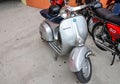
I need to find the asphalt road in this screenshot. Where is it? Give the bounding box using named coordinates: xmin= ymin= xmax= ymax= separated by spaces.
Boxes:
xmin=0 ymin=1 xmax=120 ymax=84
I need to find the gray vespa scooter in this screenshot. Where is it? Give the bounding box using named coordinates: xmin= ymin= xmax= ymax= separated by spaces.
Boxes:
xmin=39 ymin=3 xmax=93 ymax=83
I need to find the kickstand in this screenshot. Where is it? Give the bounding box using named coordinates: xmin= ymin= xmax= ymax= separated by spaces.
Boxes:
xmin=110 ymin=54 xmax=116 ymax=66
xmin=41 ymin=37 xmax=45 ymax=42
xmin=54 ymin=52 xmax=58 ymax=61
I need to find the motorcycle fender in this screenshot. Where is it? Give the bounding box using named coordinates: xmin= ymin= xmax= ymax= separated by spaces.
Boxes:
xmin=69 ymin=46 xmax=92 ymax=72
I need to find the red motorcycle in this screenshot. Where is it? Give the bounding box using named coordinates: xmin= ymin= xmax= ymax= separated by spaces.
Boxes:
xmin=91 ymin=7 xmax=120 ymax=65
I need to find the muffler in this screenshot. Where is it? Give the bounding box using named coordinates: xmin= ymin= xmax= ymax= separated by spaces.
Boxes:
xmin=96 ymin=40 xmax=115 ymax=53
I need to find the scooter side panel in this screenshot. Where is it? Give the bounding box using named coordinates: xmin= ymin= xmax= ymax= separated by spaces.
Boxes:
xmin=40 ymin=21 xmax=53 ymax=41
xmin=40 ymin=20 xmax=59 ymax=41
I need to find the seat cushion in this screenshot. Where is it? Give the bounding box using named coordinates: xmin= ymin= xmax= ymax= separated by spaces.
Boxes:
xmin=40 ymin=9 xmax=63 ymax=24
xmin=40 ymin=9 xmax=53 ymax=20
xmin=106 ymin=14 xmax=120 ymax=25
xmin=94 ymin=8 xmax=112 ymax=19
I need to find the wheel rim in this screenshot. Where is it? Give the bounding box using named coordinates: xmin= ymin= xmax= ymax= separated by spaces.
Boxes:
xmin=82 ymin=58 xmax=91 ymax=78
xmin=93 ymin=25 xmax=103 ymax=41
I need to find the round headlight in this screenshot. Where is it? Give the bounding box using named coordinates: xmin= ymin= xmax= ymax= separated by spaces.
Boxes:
xmin=60 ymin=7 xmax=69 ymax=18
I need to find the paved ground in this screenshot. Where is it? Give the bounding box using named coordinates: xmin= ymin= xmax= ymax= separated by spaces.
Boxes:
xmin=0 ymin=1 xmax=120 ymax=84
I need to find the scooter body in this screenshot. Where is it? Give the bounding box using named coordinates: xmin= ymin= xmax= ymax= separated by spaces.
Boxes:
xmin=39 ymin=4 xmax=93 ymax=83
xmin=59 ymin=15 xmax=88 ymax=55
xmin=40 ymin=14 xmax=88 ymax=55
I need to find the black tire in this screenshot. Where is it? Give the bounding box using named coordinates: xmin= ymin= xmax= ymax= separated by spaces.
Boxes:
xmin=76 ymin=57 xmax=92 ymax=83
xmin=92 ymin=22 xmax=106 ymax=51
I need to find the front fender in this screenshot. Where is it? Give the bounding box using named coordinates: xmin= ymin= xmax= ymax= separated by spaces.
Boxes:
xmin=69 ymin=46 xmax=92 ymax=72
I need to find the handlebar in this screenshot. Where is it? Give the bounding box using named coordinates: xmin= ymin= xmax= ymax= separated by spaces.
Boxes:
xmin=65 ymin=1 xmax=99 ymax=12
xmin=67 ymin=5 xmax=87 ymax=12
xmin=59 ymin=1 xmax=101 ymax=18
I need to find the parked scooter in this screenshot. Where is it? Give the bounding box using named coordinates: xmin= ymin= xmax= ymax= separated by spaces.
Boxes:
xmin=39 ymin=1 xmax=93 ymax=83
xmin=90 ymin=5 xmax=120 ymax=65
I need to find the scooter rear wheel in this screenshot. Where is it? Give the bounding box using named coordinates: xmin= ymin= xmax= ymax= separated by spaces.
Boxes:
xmin=76 ymin=57 xmax=92 ymax=83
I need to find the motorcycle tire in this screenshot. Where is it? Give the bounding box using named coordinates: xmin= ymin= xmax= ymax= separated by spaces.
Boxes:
xmin=92 ymin=22 xmax=106 ymax=51
xmin=76 ymin=57 xmax=92 ymax=83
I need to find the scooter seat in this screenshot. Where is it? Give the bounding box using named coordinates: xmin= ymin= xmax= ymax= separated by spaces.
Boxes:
xmin=40 ymin=9 xmax=63 ymax=24
xmin=94 ymin=8 xmax=112 ymax=19
xmin=106 ymin=14 xmax=120 ymax=25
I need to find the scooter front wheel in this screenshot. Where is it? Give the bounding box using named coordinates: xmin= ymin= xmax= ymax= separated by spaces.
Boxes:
xmin=76 ymin=57 xmax=92 ymax=83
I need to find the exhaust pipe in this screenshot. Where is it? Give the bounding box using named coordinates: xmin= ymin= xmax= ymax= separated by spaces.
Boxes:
xmin=96 ymin=40 xmax=115 ymax=53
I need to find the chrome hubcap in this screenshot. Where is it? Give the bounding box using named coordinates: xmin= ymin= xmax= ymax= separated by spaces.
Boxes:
xmin=82 ymin=58 xmax=90 ymax=78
